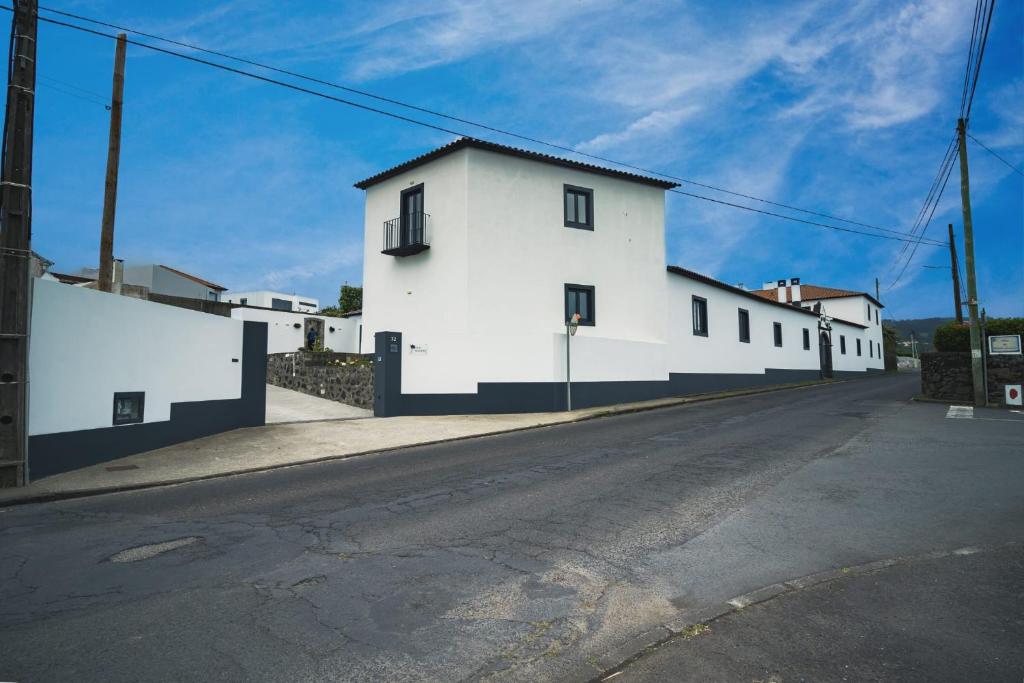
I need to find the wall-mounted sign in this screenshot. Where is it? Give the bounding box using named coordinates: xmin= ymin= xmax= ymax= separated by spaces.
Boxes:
xmin=988 ymin=334 xmax=1022 ymax=355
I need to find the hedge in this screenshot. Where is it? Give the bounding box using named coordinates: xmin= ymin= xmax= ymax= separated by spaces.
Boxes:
xmin=933 ymin=318 xmax=1024 ymax=352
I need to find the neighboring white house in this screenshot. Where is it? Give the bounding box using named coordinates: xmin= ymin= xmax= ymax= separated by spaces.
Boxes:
xmin=230 ymin=306 xmax=362 ymax=354
xmin=224 ymin=290 xmax=320 ymax=313
xmin=355 ymin=137 xmax=885 ymax=415
xmin=71 ymin=263 xmax=228 ymax=301
xmin=28 ymin=277 xmax=266 ymax=479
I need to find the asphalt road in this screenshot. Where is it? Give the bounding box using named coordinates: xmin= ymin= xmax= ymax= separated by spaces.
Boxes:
xmin=2 ymin=373 xmax=1022 ymax=682
xmin=616 ymin=544 xmax=1024 ymax=682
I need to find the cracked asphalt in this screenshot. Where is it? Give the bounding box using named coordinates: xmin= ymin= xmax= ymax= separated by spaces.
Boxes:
xmin=2 ymin=373 xmax=1022 ymax=681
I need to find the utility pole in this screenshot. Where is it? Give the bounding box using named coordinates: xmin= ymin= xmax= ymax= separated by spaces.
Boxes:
xmin=957 ymin=118 xmax=985 ymax=406
xmin=97 ymin=33 xmax=126 ymax=293
xmin=875 ymin=277 xmax=880 ymax=302
xmin=0 ymin=0 xmax=38 ymax=487
xmin=948 ymin=223 xmax=963 ymax=323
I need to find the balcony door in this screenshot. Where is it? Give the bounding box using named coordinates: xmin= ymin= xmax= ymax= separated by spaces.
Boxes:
xmin=400 ymin=185 xmax=424 ymax=247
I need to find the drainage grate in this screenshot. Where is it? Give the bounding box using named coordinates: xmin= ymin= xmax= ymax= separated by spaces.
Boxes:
xmin=105 ymin=464 xmax=140 ymax=472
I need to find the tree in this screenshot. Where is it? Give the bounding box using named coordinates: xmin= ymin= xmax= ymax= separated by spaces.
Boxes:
xmin=339 ymin=285 xmax=362 ymax=314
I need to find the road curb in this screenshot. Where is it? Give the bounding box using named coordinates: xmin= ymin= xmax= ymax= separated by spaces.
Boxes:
xmin=587 ymin=541 xmax=1020 ymax=683
xmin=0 ymin=377 xmax=858 ymax=508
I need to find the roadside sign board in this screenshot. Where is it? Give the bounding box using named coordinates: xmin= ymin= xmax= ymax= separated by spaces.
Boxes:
xmin=1006 ymin=385 xmax=1023 ymax=406
xmin=988 ymin=334 xmax=1022 ymax=355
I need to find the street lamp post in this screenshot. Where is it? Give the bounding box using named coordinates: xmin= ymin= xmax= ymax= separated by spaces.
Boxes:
xmin=566 ymin=313 xmax=580 ymax=411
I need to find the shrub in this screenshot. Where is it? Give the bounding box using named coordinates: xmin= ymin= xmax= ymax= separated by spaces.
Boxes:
xmin=933 ymin=318 xmax=1024 ymax=352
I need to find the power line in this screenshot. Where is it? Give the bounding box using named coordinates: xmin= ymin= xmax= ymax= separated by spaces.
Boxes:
xmin=12 ymin=5 xmax=950 ymax=249
xmin=887 ymin=134 xmax=958 ymax=275
xmin=967 ymin=131 xmax=1024 ymax=177
xmin=27 ymin=3 xmax=927 ymax=243
xmin=959 ymin=0 xmax=982 ymax=118
xmin=667 ymin=188 xmax=946 ymax=246
xmin=888 ymin=147 xmax=958 ymax=289
xmin=37 ymin=75 xmax=110 ymax=108
xmin=964 ymin=0 xmax=996 ymax=122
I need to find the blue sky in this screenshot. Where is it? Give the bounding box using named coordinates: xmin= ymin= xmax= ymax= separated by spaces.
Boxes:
xmin=19 ymin=0 xmax=1024 ymax=318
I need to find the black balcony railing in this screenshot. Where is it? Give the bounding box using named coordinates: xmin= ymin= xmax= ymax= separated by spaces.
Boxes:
xmin=382 ymin=211 xmax=430 ymax=256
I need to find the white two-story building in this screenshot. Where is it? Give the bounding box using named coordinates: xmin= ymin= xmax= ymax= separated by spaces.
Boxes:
xmin=356 ymin=138 xmax=884 ymax=415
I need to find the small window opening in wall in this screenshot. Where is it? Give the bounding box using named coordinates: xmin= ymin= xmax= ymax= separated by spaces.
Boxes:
xmin=875 ymin=308 xmax=879 ymax=325
xmin=802 ymin=328 xmax=810 ymax=350
xmin=564 ymin=184 xmax=594 ymax=230
xmin=738 ymin=308 xmax=750 ymax=343
xmin=840 ymin=335 xmax=847 ymax=354
xmin=856 ymin=338 xmax=862 ymax=356
xmin=112 ymin=392 xmax=145 ymax=426
xmin=692 ymin=296 xmax=708 ymax=336
xmin=773 ymin=322 xmax=783 ymax=347
xmin=564 ymin=284 xmax=596 ymax=325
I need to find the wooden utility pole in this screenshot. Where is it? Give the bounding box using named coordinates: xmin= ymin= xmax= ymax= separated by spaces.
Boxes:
xmin=875 ymin=277 xmax=880 ymax=303
xmin=97 ymin=33 xmax=126 ymax=293
xmin=948 ymin=223 xmax=963 ymax=323
xmin=0 ymin=0 xmax=38 ymax=487
xmin=957 ymin=118 xmax=985 ymax=406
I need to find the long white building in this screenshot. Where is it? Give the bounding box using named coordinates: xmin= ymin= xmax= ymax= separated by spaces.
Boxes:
xmin=355 ymin=138 xmax=884 ymax=415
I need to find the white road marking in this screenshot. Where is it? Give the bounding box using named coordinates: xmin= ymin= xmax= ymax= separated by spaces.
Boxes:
xmin=945 ymin=406 xmax=974 ymax=419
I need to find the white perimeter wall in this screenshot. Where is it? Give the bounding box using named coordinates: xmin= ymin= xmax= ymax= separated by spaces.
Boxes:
xmin=666 ymin=274 xmax=821 ymax=375
xmin=232 ymin=307 xmax=360 ymax=354
xmin=29 ymin=278 xmax=246 ymax=436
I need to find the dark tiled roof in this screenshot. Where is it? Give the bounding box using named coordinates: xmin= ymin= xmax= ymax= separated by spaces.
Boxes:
xmin=159 ymin=264 xmax=227 ymax=291
xmin=750 ymin=284 xmax=883 ymax=309
xmin=666 ymin=266 xmax=868 ymax=329
xmin=353 ymin=137 xmax=680 ymax=190
xmin=50 ymin=271 xmax=95 ymax=284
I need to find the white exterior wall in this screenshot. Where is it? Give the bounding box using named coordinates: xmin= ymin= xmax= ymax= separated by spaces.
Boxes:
xmin=360 ymin=149 xmax=472 ymax=392
xmin=224 ymin=291 xmax=319 ymax=313
xmin=29 ymin=278 xmax=245 ymax=436
xmin=358 ymin=146 xmax=885 ymax=404
xmin=231 ymin=307 xmax=360 ymax=354
xmin=666 ymin=274 xmax=822 ymax=375
xmin=360 ymin=147 xmax=670 ymax=394
xmin=803 ymin=295 xmax=885 ymax=371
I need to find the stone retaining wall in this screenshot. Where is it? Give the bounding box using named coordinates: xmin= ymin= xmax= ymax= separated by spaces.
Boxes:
xmin=921 ymin=351 xmax=1024 ymax=405
xmin=267 ymin=352 xmax=374 ymax=409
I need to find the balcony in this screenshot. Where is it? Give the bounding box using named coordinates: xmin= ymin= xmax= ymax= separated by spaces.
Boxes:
xmin=382 ymin=211 xmax=430 ymax=257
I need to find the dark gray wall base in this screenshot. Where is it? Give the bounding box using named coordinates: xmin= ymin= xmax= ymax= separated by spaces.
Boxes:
xmin=28 ymin=321 xmax=268 ymax=480
xmin=396 ymin=368 xmax=866 ymax=416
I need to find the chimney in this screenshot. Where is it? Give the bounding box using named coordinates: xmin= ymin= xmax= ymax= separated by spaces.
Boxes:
xmin=776 ymin=279 xmax=787 ymax=303
xmin=789 ymin=277 xmax=801 ymax=304
xmin=112 ymin=259 xmax=124 ymax=295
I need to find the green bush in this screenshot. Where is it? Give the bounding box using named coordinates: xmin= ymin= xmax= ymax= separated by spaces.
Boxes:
xmin=933 ymin=318 xmax=1024 ymax=351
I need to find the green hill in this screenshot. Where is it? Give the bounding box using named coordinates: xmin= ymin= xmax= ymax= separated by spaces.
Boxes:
xmin=885 ymin=317 xmax=953 ymax=353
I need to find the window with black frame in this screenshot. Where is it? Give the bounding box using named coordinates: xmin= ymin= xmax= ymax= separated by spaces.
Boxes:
xmin=773 ymin=322 xmax=783 ymax=347
xmin=692 ymin=296 xmax=708 ymax=336
xmin=738 ymin=308 xmax=750 ymax=343
xmin=564 ymin=284 xmax=595 ymax=325
xmin=564 ymin=185 xmax=594 ymax=230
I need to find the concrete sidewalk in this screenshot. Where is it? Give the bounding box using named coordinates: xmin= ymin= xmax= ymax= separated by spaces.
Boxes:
xmin=1 ymin=379 xmax=848 ymax=506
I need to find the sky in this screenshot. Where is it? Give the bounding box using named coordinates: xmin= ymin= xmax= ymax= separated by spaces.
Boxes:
xmin=15 ymin=0 xmax=1024 ymax=319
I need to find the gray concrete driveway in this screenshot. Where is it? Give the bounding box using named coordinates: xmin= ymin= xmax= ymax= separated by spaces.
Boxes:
xmin=1 ymin=373 xmax=1021 ymax=681
xmin=265 ymin=383 xmax=372 ymax=423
